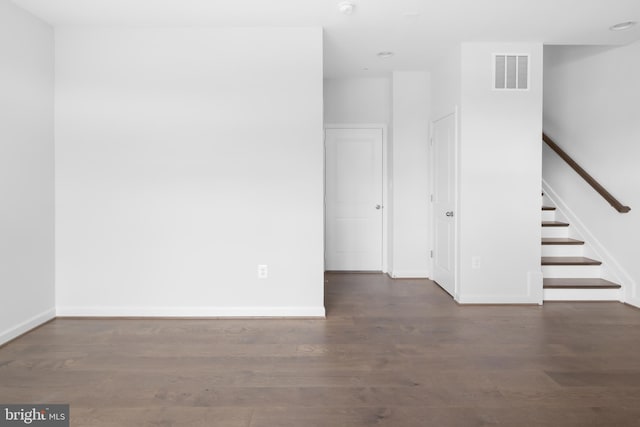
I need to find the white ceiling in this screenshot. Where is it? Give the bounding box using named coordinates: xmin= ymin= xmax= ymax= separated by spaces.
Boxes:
xmin=11 ymin=0 xmax=640 ymax=77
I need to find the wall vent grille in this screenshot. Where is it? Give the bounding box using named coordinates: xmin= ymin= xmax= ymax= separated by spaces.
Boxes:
xmin=494 ymin=54 xmax=529 ymax=90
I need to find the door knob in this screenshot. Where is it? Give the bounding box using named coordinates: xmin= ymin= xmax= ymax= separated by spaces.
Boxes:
xmin=445 ymin=211 xmax=454 ymax=217
xmin=376 ymin=204 xmax=382 ymax=210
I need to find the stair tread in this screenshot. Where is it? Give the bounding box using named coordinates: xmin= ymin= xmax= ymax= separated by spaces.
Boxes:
xmin=542 ymin=221 xmax=570 ymax=227
xmin=541 ymin=238 xmax=585 ymax=245
xmin=542 ymin=206 xmax=556 ymax=211
xmin=543 ymin=278 xmax=621 ymax=289
xmin=541 ymin=256 xmax=602 ymax=266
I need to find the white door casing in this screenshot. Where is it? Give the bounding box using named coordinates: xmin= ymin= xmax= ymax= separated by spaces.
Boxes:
xmin=432 ymin=113 xmax=457 ymax=296
xmin=325 ymin=128 xmax=384 ymax=271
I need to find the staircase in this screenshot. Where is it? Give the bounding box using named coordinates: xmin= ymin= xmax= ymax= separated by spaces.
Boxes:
xmin=541 ymin=196 xmax=622 ymax=301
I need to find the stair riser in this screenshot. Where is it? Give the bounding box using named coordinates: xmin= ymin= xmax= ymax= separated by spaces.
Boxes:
xmin=541 ymin=211 xmax=556 ymax=222
xmin=541 ymin=245 xmax=584 ymax=257
xmin=541 ymin=227 xmax=570 ymax=238
xmin=542 ymin=265 xmax=601 ymax=278
xmin=543 ymin=288 xmax=620 ymax=301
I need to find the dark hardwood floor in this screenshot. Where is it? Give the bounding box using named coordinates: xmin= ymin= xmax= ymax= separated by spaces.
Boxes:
xmin=2 ymin=272 xmax=640 ymax=426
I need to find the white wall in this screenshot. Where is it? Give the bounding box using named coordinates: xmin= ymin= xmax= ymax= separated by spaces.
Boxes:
xmin=457 ymin=43 xmax=543 ymax=303
xmin=0 ymin=0 xmax=55 ymax=344
xmin=544 ymin=43 xmax=640 ymax=307
xmin=55 ymin=27 xmax=325 ymax=316
xmin=391 ymin=72 xmax=431 ymax=278
xmin=323 ymin=77 xmax=391 ymax=124
xmin=431 ymin=47 xmax=462 ymax=122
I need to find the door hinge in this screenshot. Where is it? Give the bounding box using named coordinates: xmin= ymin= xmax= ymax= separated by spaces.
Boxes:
xmin=430 ymin=250 xmax=433 ymax=258
xmin=430 ymin=194 xmax=434 ymax=202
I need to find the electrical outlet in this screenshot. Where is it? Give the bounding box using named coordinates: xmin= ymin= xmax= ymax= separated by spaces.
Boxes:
xmin=257 ymin=264 xmax=268 ymax=279
xmin=471 ymin=256 xmax=481 ymax=269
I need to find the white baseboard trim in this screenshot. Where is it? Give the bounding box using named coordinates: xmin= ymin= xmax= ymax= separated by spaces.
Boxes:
xmin=389 ymin=270 xmax=430 ymax=279
xmin=55 ymin=306 xmax=326 ymax=318
xmin=542 ymin=179 xmax=635 ymax=303
xmin=0 ymin=308 xmax=56 ymax=346
xmin=626 ymin=297 xmax=640 ymax=310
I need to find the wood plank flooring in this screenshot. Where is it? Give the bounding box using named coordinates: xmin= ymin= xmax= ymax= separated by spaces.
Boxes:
xmin=2 ymin=272 xmax=640 ymax=426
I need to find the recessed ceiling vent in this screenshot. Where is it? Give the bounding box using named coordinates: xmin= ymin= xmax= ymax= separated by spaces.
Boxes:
xmin=494 ymin=54 xmax=529 ymax=90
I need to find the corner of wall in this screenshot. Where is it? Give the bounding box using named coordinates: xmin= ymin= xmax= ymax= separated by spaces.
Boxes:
xmin=0 ymin=0 xmax=56 ymax=346
xmin=0 ymin=309 xmax=56 ymax=347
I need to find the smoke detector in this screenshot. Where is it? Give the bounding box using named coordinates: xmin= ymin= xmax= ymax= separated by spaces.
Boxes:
xmin=338 ymin=1 xmax=355 ymax=15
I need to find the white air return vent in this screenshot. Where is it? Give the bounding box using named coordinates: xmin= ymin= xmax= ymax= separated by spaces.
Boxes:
xmin=494 ymin=54 xmax=529 ymax=90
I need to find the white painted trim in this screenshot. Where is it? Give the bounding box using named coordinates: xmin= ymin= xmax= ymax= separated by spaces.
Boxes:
xmin=454 ymin=106 xmax=461 ymax=302
xmin=528 ymin=271 xmax=544 ymax=305
xmin=390 ymin=270 xmax=429 ymax=279
xmin=544 ymin=288 xmax=620 ymax=301
xmin=325 ymin=123 xmax=387 ymax=129
xmin=428 ymin=121 xmax=434 ymax=279
xmin=429 ymin=109 xmax=459 ymax=299
xmin=55 ymin=306 xmax=326 ymax=318
xmin=324 ymin=123 xmax=389 ymax=273
xmin=456 ymin=295 xmax=540 ymax=304
xmin=627 ymin=297 xmax=640 ymax=310
xmin=0 ymin=308 xmax=56 ymax=346
xmin=542 ymin=245 xmax=584 ymax=257
xmin=542 ymin=265 xmax=601 ymax=278
xmin=542 ymin=179 xmax=635 ymax=304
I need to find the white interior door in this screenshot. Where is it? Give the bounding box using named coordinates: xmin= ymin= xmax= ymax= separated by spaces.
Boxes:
xmin=325 ymin=128 xmax=383 ymax=271
xmin=432 ymin=114 xmax=457 ymax=296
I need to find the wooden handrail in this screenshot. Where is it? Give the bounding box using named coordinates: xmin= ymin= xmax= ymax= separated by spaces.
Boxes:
xmin=542 ymin=133 xmax=630 ymax=213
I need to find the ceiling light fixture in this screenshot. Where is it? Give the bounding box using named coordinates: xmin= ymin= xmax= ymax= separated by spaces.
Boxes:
xmin=609 ymin=21 xmax=637 ymax=31
xmin=338 ymin=1 xmax=355 ymax=15
xmin=377 ymin=51 xmax=394 ymax=59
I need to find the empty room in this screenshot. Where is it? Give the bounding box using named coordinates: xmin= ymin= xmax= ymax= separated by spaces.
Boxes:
xmin=2 ymin=0 xmax=640 ymax=425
